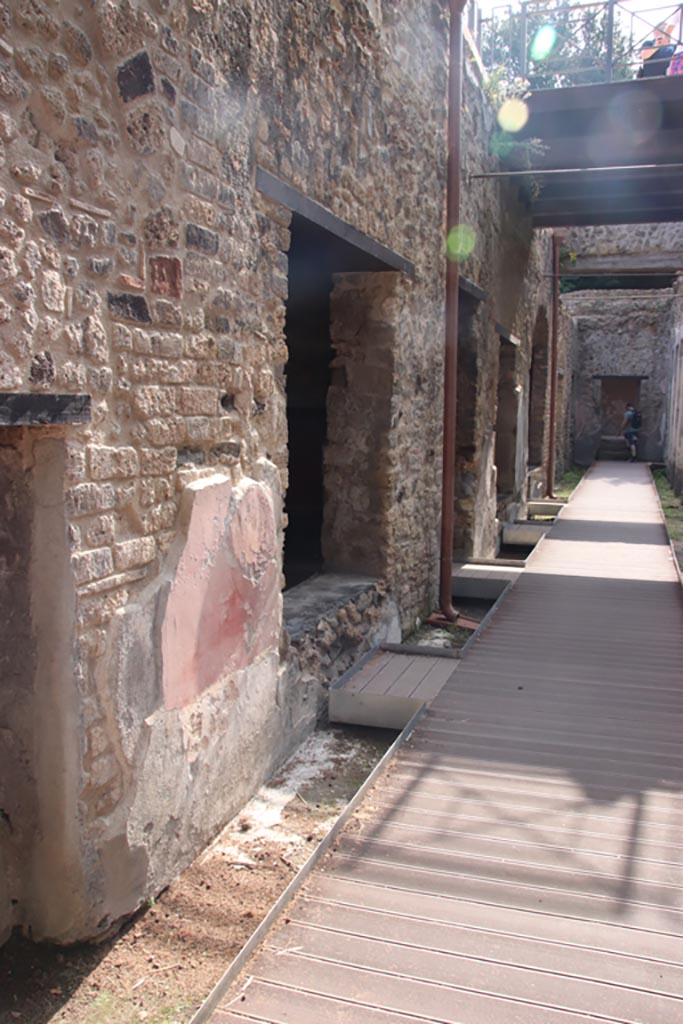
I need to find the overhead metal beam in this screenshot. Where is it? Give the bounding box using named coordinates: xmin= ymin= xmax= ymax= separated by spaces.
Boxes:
xmin=533 ymin=194 xmax=683 ymax=216
xmin=526 ymin=138 xmax=683 ymax=171
xmin=524 ymin=74 xmax=683 ymax=113
xmin=470 ymin=162 xmax=683 ymax=180
xmin=533 ymin=208 xmax=683 ymax=227
xmin=480 ymin=75 xmax=683 ymax=229
xmin=537 ymin=181 xmax=683 ymax=203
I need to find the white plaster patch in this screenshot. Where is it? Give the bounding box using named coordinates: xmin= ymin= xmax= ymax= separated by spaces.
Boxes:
xmin=170 ymin=127 xmax=186 ymax=156
xmin=200 ymin=731 xmax=363 ymax=863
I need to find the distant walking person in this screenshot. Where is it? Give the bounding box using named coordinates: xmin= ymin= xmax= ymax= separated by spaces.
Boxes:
xmin=622 ymin=402 xmax=641 ymax=461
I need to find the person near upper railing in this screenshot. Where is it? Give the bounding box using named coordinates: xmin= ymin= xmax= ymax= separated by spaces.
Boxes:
xmin=666 ymin=42 xmax=683 ymax=75
xmin=636 ymin=24 xmax=677 ymax=77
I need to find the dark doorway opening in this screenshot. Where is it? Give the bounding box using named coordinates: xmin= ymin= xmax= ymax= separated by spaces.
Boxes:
xmin=561 ymin=273 xmax=675 ymax=293
xmin=528 ymin=307 xmax=549 ymax=467
xmin=495 ymin=337 xmax=519 ymax=499
xmin=455 ymin=291 xmax=480 ymax=465
xmin=453 ymin=290 xmax=483 ymax=557
xmin=600 ymin=376 xmax=641 ymax=434
xmin=283 ymin=215 xmax=390 ymax=589
xmin=283 ymin=219 xmax=332 ymax=588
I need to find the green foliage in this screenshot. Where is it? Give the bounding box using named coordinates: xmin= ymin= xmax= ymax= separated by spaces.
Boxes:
xmin=554 ymin=465 xmax=586 ymax=499
xmin=483 ymin=65 xmax=531 ymax=106
xmin=489 ymin=130 xmax=548 ymax=167
xmin=484 ymin=0 xmax=632 ymax=89
xmin=652 ymin=468 xmax=683 ymax=542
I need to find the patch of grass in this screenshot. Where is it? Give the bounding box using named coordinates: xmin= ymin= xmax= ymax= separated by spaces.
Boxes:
xmin=86 ymin=991 xmax=118 ymax=1024
xmin=554 ymin=465 xmax=586 ymax=501
xmin=154 ymin=1002 xmax=195 ymax=1023
xmin=652 ymin=469 xmax=683 ymax=543
xmin=403 ymin=623 xmax=474 ymax=648
xmin=445 ymin=625 xmax=478 ymax=645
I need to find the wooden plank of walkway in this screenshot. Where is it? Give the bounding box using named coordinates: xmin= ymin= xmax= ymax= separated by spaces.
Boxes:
xmin=212 ymin=462 xmax=683 ymax=1024
xmin=329 ymin=651 xmax=457 ymax=729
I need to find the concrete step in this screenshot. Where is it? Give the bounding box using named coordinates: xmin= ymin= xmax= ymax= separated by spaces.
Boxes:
xmin=528 ymin=500 xmax=566 ymax=517
xmin=452 ymin=560 xmax=523 ymax=600
xmin=501 ymin=521 xmax=551 ymax=547
xmin=596 ymin=435 xmax=629 ymax=461
xmin=329 ymin=649 xmax=458 ymax=729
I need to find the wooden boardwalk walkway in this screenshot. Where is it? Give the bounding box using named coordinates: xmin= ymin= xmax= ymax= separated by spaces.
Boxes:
xmin=210 ymin=462 xmax=683 ymax=1024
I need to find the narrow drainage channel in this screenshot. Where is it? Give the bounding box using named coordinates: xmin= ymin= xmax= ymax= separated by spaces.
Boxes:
xmin=405 ymin=597 xmax=496 ymax=650
xmin=497 ymin=542 xmax=535 ymax=561
xmin=0 ymin=724 xmax=395 ymax=1024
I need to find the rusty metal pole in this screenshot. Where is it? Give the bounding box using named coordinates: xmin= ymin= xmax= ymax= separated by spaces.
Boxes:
xmin=439 ymin=0 xmax=467 ymax=622
xmin=546 ymin=232 xmax=561 ymax=498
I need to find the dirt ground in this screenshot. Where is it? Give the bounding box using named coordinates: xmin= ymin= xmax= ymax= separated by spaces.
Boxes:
xmin=0 ymin=726 xmax=394 ymax=1024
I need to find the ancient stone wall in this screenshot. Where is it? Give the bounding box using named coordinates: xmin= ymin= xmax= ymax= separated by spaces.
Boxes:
xmin=666 ymin=275 xmax=683 ymax=493
xmin=561 ymin=225 xmax=682 ymax=479
xmin=451 ymin=54 xmax=555 ymax=553
xmin=554 ymin=304 xmax=574 ymax=481
xmin=0 ymin=0 xmax=571 ymax=945
xmin=562 ymin=289 xmax=673 ymax=464
xmin=0 ymin=0 xmax=449 ymax=943
xmin=564 ymin=223 xmax=683 ymax=259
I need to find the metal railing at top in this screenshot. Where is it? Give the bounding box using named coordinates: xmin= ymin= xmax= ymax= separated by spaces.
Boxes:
xmin=467 ymin=0 xmax=485 ymax=52
xmin=480 ymin=0 xmax=683 ymax=87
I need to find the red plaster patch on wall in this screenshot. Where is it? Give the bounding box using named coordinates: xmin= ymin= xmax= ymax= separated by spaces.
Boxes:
xmin=149 ymin=255 xmax=182 ymax=298
xmin=160 ymin=475 xmax=280 ymax=710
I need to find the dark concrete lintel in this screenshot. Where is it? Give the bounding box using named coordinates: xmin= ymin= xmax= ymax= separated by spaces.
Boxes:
xmin=0 ymin=393 xmax=92 ymax=426
xmin=495 ymin=321 xmax=521 ymax=345
xmin=460 ymin=275 xmax=487 ymax=302
xmin=591 ymin=374 xmax=649 ymax=380
xmin=534 ymin=209 xmax=683 ymax=227
xmin=256 ymin=167 xmax=415 ymax=277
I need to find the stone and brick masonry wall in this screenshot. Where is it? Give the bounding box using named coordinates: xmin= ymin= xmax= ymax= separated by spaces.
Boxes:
xmin=450 ymin=53 xmax=555 ymax=554
xmin=0 ymin=0 xmax=450 ymax=944
xmin=563 ymin=289 xmax=674 ymax=464
xmin=666 ymin=275 xmax=683 ymax=493
xmin=554 ymin=303 xmax=574 ymax=481
xmin=563 ymin=223 xmax=683 ymax=262
xmin=563 ymin=226 xmax=683 ymax=481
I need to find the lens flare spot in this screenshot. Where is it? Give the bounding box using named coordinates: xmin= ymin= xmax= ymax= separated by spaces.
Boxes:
xmin=497 ymin=98 xmax=529 ymax=133
xmin=530 ymin=24 xmax=557 ymax=62
xmin=446 ymin=225 xmax=476 ymax=262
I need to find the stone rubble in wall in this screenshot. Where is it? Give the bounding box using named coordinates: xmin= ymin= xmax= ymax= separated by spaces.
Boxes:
xmin=285 ymin=583 xmax=393 ymax=690
xmin=564 ymin=223 xmax=683 ymax=258
xmin=0 ymin=0 xmax=456 ymax=946
xmin=0 ymin=0 xmax=578 ymax=947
